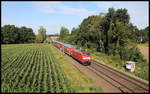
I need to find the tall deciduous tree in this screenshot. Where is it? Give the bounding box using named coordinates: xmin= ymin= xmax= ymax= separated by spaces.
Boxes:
xmin=100 ymin=8 xmax=130 ymax=55
xmin=59 ymin=26 xmax=69 ymax=42
xmin=111 ymin=20 xmax=131 ymax=55
xmin=58 ymin=7 xmax=148 ymax=62
xmin=36 ymin=26 xmax=47 ymax=43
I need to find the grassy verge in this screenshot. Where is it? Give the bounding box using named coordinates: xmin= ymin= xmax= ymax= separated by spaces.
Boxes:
xmin=62 ymin=41 xmax=149 ymax=81
xmin=88 ymin=48 xmax=149 ymax=81
xmin=138 ymin=43 xmax=149 ymax=47
xmin=50 ymin=45 xmax=103 ymax=93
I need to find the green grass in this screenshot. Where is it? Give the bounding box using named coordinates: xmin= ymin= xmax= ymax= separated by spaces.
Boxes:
xmin=91 ymin=50 xmax=126 ymax=71
xmin=88 ymin=48 xmax=149 ymax=81
xmin=50 ymin=45 xmax=103 ymax=93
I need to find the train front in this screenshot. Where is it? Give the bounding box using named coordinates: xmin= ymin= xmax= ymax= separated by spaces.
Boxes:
xmin=81 ymin=51 xmax=91 ymax=65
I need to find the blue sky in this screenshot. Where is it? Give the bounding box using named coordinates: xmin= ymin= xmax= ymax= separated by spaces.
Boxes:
xmin=2 ymin=1 xmax=149 ymax=35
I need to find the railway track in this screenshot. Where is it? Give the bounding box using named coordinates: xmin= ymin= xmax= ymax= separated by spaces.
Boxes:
xmin=52 ymin=45 xmax=149 ymax=93
xmin=86 ymin=60 xmax=149 ymax=93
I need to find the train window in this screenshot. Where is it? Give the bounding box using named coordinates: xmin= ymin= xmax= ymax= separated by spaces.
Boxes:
xmin=73 ymin=49 xmax=76 ymax=51
xmin=73 ymin=49 xmax=80 ymax=53
xmin=77 ymin=50 xmax=80 ymax=53
xmin=83 ymin=53 xmax=90 ymax=56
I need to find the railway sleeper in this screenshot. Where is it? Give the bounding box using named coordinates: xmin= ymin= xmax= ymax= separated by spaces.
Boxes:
xmin=118 ymin=86 xmax=133 ymax=93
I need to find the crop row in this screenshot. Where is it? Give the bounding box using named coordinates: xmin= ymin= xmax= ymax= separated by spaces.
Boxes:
xmin=1 ymin=44 xmax=73 ymax=93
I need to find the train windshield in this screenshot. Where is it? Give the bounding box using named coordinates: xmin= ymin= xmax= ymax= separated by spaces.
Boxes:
xmin=83 ymin=53 xmax=90 ymax=56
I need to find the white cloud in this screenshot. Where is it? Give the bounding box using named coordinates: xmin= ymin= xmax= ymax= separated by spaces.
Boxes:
xmin=33 ymin=2 xmax=96 ymax=18
xmin=34 ymin=1 xmax=61 ymax=13
xmin=96 ymin=1 xmax=149 ymax=29
xmin=96 ymin=1 xmax=116 ymax=12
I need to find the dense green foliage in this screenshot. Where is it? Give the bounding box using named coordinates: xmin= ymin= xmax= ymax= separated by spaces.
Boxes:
xmin=1 ymin=25 xmax=36 ymax=44
xmin=59 ymin=8 xmax=149 ymax=81
xmin=128 ymin=24 xmax=149 ymax=43
xmin=67 ymin=8 xmax=131 ymax=55
xmin=1 ymin=44 xmax=73 ymax=93
xmin=59 ymin=8 xmax=149 ymax=63
xmin=119 ymin=47 xmax=146 ymax=62
xmin=59 ymin=26 xmax=69 ymax=42
xmin=36 ymin=26 xmax=47 ymax=43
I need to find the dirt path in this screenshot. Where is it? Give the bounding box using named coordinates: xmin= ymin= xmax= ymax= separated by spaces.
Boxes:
xmin=138 ymin=45 xmax=149 ymax=63
xmin=53 ymin=45 xmax=121 ymax=93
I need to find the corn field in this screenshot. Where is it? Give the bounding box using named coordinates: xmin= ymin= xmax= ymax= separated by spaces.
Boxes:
xmin=1 ymin=44 xmax=73 ymax=93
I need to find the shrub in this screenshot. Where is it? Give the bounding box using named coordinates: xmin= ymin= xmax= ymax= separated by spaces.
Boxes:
xmin=119 ymin=47 xmax=145 ymax=62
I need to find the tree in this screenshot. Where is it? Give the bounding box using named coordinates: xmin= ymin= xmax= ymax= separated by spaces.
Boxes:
xmin=1 ymin=25 xmax=18 ymax=44
xmin=100 ymin=8 xmax=130 ymax=55
xmin=102 ymin=10 xmax=113 ymax=54
xmin=139 ymin=26 xmax=149 ymax=43
xmin=59 ymin=26 xmax=69 ymax=42
xmin=111 ymin=20 xmax=131 ymax=55
xmin=25 ymin=28 xmax=36 ymax=43
xmin=73 ymin=15 xmax=103 ymax=48
xmin=127 ymin=23 xmax=139 ymax=43
xmin=128 ymin=23 xmax=149 ymax=44
xmin=36 ymin=34 xmax=43 ymax=43
xmin=67 ymin=8 xmax=131 ymax=53
xmin=17 ymin=26 xmax=35 ymax=43
xmin=64 ymin=7 xmax=146 ymax=61
xmin=36 ymin=26 xmax=47 ymax=43
xmin=114 ymin=8 xmax=130 ymax=25
xmin=1 ymin=24 xmax=36 ymax=44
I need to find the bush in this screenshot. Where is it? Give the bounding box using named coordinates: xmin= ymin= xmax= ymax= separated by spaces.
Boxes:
xmin=86 ymin=42 xmax=97 ymax=49
xmin=119 ymin=47 xmax=145 ymax=62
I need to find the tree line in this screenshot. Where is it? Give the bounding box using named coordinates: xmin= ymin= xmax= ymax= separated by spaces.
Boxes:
xmin=59 ymin=8 xmax=149 ymax=63
xmin=1 ymin=25 xmax=47 ymax=44
xmin=1 ymin=25 xmax=36 ymax=44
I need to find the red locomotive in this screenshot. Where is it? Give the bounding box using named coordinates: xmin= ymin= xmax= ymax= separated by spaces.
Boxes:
xmin=52 ymin=40 xmax=91 ymax=65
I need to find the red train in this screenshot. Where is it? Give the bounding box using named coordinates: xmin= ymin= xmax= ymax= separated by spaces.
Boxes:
xmin=52 ymin=40 xmax=91 ymax=65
